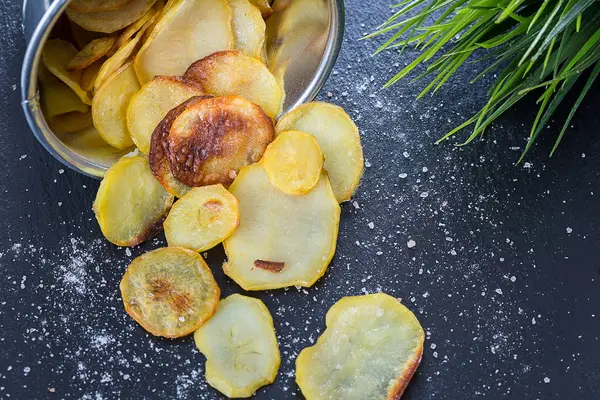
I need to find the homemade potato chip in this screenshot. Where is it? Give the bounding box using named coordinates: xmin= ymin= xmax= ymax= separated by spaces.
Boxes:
xmin=92 ymin=62 xmax=140 ymax=149
xmin=39 ymin=69 xmax=89 ymax=118
xmin=185 ymin=51 xmax=283 ymax=118
xmin=80 ymin=61 xmax=103 ymax=92
xmin=42 ymin=39 xmax=92 ymax=105
xmin=229 ymin=0 xmax=266 ymax=60
xmin=93 ymin=155 xmax=174 ymax=246
xmin=69 ymin=0 xmax=133 ymax=13
xmin=223 ymin=163 xmax=340 ymax=290
xmin=276 ymin=102 xmax=364 ymax=202
xmin=66 ymin=0 xmax=158 ymax=34
xmin=110 ymin=7 xmax=156 ymax=55
xmin=167 ymin=95 xmax=274 ymax=187
xmin=164 ymin=185 xmax=239 ymax=252
xmin=68 ymin=36 xmax=117 ymax=71
xmin=126 ymin=76 xmax=205 ymax=155
xmin=120 ymin=247 xmax=220 ymax=338
xmin=49 ymin=112 xmax=94 ymax=134
xmin=134 ymin=0 xmax=234 ymax=84
xmin=94 ymin=34 xmax=143 ymax=91
xmin=194 ymin=294 xmax=280 ymax=398
xmin=262 ymin=130 xmax=324 ymax=195
xmin=249 ymin=0 xmax=273 ymax=17
xmin=296 ymin=293 xmax=425 ymax=400
xmin=70 ymin=21 xmax=105 ymax=50
xmin=60 ymin=126 xmax=132 ymax=165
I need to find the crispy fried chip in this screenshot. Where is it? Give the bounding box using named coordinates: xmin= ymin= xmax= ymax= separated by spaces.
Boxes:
xmin=109 ymin=7 xmax=157 ymax=55
xmin=134 ymin=0 xmax=234 ymax=84
xmin=185 ymin=51 xmax=283 ymax=119
xmin=120 ymin=247 xmax=220 ymax=338
xmin=39 ymin=67 xmax=89 ymax=118
xmin=80 ymin=60 xmax=103 ymax=92
xmin=66 ymin=0 xmax=158 ymax=34
xmin=167 ymin=95 xmax=274 ymax=187
xmin=93 ymin=33 xmax=143 ymax=91
xmin=127 ymin=76 xmax=205 ymax=154
xmin=262 ymin=130 xmax=324 ymax=195
xmin=164 ymin=185 xmax=239 ymax=252
xmin=69 ymin=19 xmax=105 ymax=49
xmin=194 ymin=294 xmax=280 ymax=398
xmin=249 ymin=0 xmax=273 ymax=18
xmin=68 ymin=36 xmax=117 ymax=71
xmin=229 ymin=0 xmax=266 ymax=60
xmin=275 ymin=102 xmax=364 ymax=202
xmin=93 ymin=155 xmax=174 ymax=246
xmin=69 ymin=0 xmax=134 ymax=13
xmin=223 ymin=163 xmax=340 ymax=290
xmin=60 ymin=126 xmax=132 ymax=165
xmin=92 ymin=62 xmax=140 ymax=149
xmin=42 ymin=39 xmax=92 ymax=105
xmin=49 ymin=112 xmax=94 ymax=134
xmin=296 ymin=293 xmax=425 ymax=400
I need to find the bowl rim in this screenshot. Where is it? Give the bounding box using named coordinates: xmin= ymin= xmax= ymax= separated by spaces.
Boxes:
xmin=20 ymin=0 xmax=345 ymax=179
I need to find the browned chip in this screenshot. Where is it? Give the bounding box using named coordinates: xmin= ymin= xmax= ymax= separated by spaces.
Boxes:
xmin=254 ymin=260 xmax=285 ymax=273
xmin=68 ymin=36 xmax=117 ymax=71
xmin=167 ymin=96 xmax=274 ymax=187
xmin=69 ymin=0 xmax=134 ymax=13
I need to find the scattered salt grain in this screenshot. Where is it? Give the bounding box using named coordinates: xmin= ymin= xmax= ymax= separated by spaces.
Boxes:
xmin=403 ymin=152 xmax=410 ymax=158
xmin=495 ymin=288 xmax=503 ymax=295
xmin=58 ymin=169 xmax=65 ymax=174
xmin=399 ymin=173 xmax=407 ymax=179
xmin=566 ymin=227 xmax=573 ymax=234
xmin=407 ymin=239 xmax=416 ymax=248
xmin=367 ymin=222 xmax=374 ymax=229
xmin=543 ymin=377 xmax=550 ymax=384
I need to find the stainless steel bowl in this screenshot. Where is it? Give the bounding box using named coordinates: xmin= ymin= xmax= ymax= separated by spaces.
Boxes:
xmin=21 ymin=0 xmax=344 ymax=178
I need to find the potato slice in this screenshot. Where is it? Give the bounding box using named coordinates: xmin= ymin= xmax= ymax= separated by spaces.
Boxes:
xmin=39 ymin=69 xmax=89 ymax=118
xmin=185 ymin=51 xmax=283 ymax=118
xmin=249 ymin=0 xmax=273 ymax=18
xmin=94 ymin=34 xmax=143 ymax=91
xmin=126 ymin=76 xmax=205 ymax=155
xmin=49 ymin=112 xmax=94 ymax=134
xmin=262 ymin=130 xmax=323 ymax=196
xmin=164 ymin=185 xmax=239 ymax=252
xmin=68 ymin=36 xmax=117 ymax=71
xmin=134 ymin=0 xmax=234 ymax=84
xmin=120 ymin=247 xmax=220 ymax=338
xmin=110 ymin=7 xmax=157 ymax=55
xmin=66 ymin=0 xmax=158 ymax=34
xmin=229 ymin=0 xmax=265 ymax=60
xmin=41 ymin=39 xmax=92 ymax=105
xmin=276 ymin=102 xmax=364 ymax=203
xmin=69 ymin=0 xmax=133 ymax=13
xmin=92 ymin=62 xmax=140 ymax=149
xmin=296 ymin=293 xmax=425 ymax=400
xmin=93 ymin=155 xmax=174 ymax=246
xmin=223 ymin=163 xmax=340 ymax=290
xmin=60 ymin=126 xmax=132 ymax=164
xmin=80 ymin=60 xmax=103 ymax=92
xmin=167 ymin=95 xmax=274 ymax=187
xmin=194 ymin=294 xmax=280 ymax=398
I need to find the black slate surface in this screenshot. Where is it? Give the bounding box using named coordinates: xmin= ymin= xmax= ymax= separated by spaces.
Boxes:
xmin=1 ymin=1 xmax=599 ymax=399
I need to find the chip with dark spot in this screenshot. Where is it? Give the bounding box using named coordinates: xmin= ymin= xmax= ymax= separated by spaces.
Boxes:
xmin=254 ymin=259 xmax=285 ymax=273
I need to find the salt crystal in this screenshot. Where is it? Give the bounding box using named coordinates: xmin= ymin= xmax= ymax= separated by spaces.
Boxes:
xmin=495 ymin=288 xmax=503 ymax=295
xmin=58 ymin=169 xmax=65 ymax=174
xmin=403 ymin=152 xmax=410 ymax=158
xmin=367 ymin=222 xmax=374 ymax=229
xmin=399 ymin=173 xmax=407 ymax=179
xmin=352 ymin=201 xmax=360 ymax=209
xmin=422 ymin=167 xmax=428 ymax=172
xmin=365 ymin=160 xmax=372 ymax=168
xmin=543 ymin=377 xmax=550 ymax=384
xmin=407 ymin=239 xmax=416 ymax=248
xmin=420 ymin=192 xmax=428 ymax=198
xmin=566 ymin=227 xmax=573 ymax=234
xmin=125 ymin=248 xmax=132 ymax=257
xmin=532 ymin=317 xmax=537 ymax=325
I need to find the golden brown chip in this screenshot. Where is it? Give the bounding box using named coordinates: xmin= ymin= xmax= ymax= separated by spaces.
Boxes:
xmin=69 ymin=0 xmax=134 ymax=13
xmin=68 ymin=37 xmax=117 ymax=71
xmin=229 ymin=0 xmax=265 ymax=60
xmin=66 ymin=0 xmax=158 ymax=34
xmin=167 ymin=95 xmax=274 ymax=187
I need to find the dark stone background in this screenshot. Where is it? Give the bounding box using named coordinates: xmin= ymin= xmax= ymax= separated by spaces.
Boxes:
xmin=1 ymin=1 xmax=598 ymax=399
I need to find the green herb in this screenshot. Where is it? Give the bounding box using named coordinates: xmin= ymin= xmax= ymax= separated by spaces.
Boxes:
xmin=366 ymin=0 xmax=600 ymax=161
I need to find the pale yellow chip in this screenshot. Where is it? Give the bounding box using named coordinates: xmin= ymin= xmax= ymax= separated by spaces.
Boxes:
xmin=223 ymin=163 xmax=340 ymax=290
xmin=296 ymin=293 xmax=425 ymax=400
xmin=69 ymin=0 xmax=133 ymax=13
xmin=39 ymin=68 xmax=89 ymax=118
xmin=94 ymin=34 xmax=142 ymax=92
xmin=68 ymin=36 xmax=117 ymax=71
xmin=164 ymin=185 xmax=239 ymax=253
xmin=229 ymin=0 xmax=265 ymax=60
xmin=184 ymin=50 xmax=283 ymax=118
xmin=41 ymin=39 xmax=92 ymax=105
xmin=276 ymin=102 xmax=364 ymax=202
xmin=110 ymin=7 xmax=156 ymax=55
xmin=66 ymin=0 xmax=158 ymax=34
xmin=121 ymin=247 xmax=220 ymax=338
xmin=126 ymin=76 xmax=205 ymax=155
xmin=249 ymin=0 xmax=273 ymax=17
xmin=92 ymin=62 xmax=140 ymax=149
xmin=93 ymin=155 xmax=174 ymax=246
xmin=194 ymin=294 xmax=280 ymax=398
xmin=60 ymin=126 xmax=132 ymax=166
xmin=49 ymin=112 xmax=94 ymax=134
xmin=262 ymin=130 xmax=323 ymax=196
xmin=80 ymin=61 xmax=103 ymax=92
xmin=134 ymin=0 xmax=234 ymax=84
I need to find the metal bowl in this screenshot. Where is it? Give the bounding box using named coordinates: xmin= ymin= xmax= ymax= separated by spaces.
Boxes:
xmin=21 ymin=0 xmax=344 ymax=178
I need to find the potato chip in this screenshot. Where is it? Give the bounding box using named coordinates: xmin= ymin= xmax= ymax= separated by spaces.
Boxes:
xmin=66 ymin=0 xmax=158 ymax=34
xmin=164 ymin=185 xmax=239 ymax=252
xmin=185 ymin=51 xmax=283 ymax=118
xmin=126 ymin=76 xmax=205 ymax=155
xmin=93 ymin=155 xmax=174 ymax=246
xmin=69 ymin=0 xmax=134 ymax=13
xmin=167 ymin=95 xmax=274 ymax=187
xmin=249 ymin=0 xmax=273 ymax=18
xmin=223 ymin=163 xmax=340 ymax=290
xmin=94 ymin=34 xmax=143 ymax=91
xmin=194 ymin=294 xmax=280 ymax=398
xmin=68 ymin=36 xmax=117 ymax=71
xmin=39 ymin=68 xmax=89 ymax=118
xmin=80 ymin=60 xmax=103 ymax=92
xmin=60 ymin=126 xmax=132 ymax=165
xmin=229 ymin=0 xmax=266 ymax=60
xmin=109 ymin=7 xmax=157 ymax=55
xmin=69 ymin=19 xmax=105 ymax=49
xmin=120 ymin=247 xmax=220 ymax=338
xmin=262 ymin=130 xmax=324 ymax=196
xmin=92 ymin=62 xmax=140 ymax=149
xmin=134 ymin=0 xmax=234 ymax=84
xmin=42 ymin=39 xmax=92 ymax=105
xmin=49 ymin=112 xmax=94 ymax=134
xmin=296 ymin=293 xmax=425 ymax=400
xmin=276 ymin=102 xmax=364 ymax=202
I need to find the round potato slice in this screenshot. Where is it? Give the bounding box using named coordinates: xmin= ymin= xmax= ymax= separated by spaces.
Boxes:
xmin=93 ymin=155 xmax=173 ymax=246
xmin=69 ymin=0 xmax=134 ymax=13
xmin=223 ymin=163 xmax=340 ymax=290
xmin=185 ymin=51 xmax=283 ymax=119
xmin=229 ymin=0 xmax=266 ymax=60
xmin=93 ymin=34 xmax=143 ymax=92
xmin=39 ymin=69 xmax=89 ymax=118
xmin=110 ymin=7 xmax=157 ymax=55
xmin=49 ymin=112 xmax=94 ymax=134
xmin=66 ymin=0 xmax=158 ymax=34
xmin=80 ymin=61 xmax=103 ymax=92
xmin=194 ymin=294 xmax=280 ymax=398
xmin=127 ymin=76 xmax=205 ymax=155
xmin=296 ymin=293 xmax=425 ymax=400
xmin=121 ymin=247 xmax=220 ymax=338
xmin=68 ymin=36 xmax=117 ymax=71
xmin=164 ymin=185 xmax=239 ymax=252
xmin=276 ymin=102 xmax=364 ymax=203
xmin=167 ymin=95 xmax=274 ymax=187
xmin=92 ymin=62 xmax=140 ymax=149
xmin=134 ymin=0 xmax=234 ymax=84
xmin=41 ymin=39 xmax=92 ymax=105
xmin=262 ymin=130 xmax=324 ymax=196
xmin=60 ymin=126 xmax=133 ymax=166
